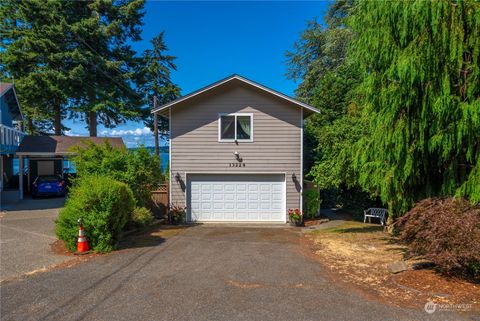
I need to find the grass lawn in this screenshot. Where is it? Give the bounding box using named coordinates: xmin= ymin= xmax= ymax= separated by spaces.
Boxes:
xmin=304 ymin=221 xmax=480 ymax=311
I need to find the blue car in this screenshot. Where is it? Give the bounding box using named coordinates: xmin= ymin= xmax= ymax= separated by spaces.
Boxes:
xmin=32 ymin=175 xmax=66 ymax=198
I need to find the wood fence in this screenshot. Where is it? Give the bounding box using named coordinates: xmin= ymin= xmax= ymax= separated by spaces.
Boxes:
xmin=150 ymin=184 xmax=169 ymax=218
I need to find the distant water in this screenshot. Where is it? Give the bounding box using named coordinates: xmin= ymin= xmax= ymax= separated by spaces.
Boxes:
xmin=13 ymin=151 xmax=169 ymax=174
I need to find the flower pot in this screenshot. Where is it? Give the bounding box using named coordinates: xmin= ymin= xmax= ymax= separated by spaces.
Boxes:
xmin=290 ymin=220 xmax=304 ymax=227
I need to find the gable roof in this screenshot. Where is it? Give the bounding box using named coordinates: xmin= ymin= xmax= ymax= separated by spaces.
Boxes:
xmin=0 ymin=82 xmax=23 ymax=121
xmin=16 ymin=136 xmax=125 ymax=156
xmin=151 ymin=74 xmax=320 ymax=116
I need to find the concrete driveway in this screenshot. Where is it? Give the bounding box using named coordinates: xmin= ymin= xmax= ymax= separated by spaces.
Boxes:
xmin=0 ymin=224 xmax=464 ymax=321
xmin=0 ymin=197 xmax=70 ymax=282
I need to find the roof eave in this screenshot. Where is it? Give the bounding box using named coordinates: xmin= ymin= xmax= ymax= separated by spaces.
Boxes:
xmin=151 ymin=75 xmax=320 ymax=116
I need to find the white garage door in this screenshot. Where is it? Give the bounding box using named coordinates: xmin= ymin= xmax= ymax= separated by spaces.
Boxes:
xmin=187 ymin=174 xmax=285 ymax=222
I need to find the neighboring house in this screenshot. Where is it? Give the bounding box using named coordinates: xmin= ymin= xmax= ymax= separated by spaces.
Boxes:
xmin=14 ymin=136 xmax=125 ymax=201
xmin=152 ymin=75 xmax=319 ymax=223
xmin=0 ymin=83 xmax=26 ymax=196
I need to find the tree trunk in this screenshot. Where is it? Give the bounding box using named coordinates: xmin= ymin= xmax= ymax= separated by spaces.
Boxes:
xmin=88 ymin=111 xmax=97 ymax=137
xmin=54 ymin=103 xmax=62 ymax=135
xmin=386 ymin=200 xmax=395 ymax=233
xmin=27 ymin=117 xmax=34 ymax=135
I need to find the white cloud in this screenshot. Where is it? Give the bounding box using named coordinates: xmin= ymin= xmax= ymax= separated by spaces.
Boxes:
xmin=64 ymin=130 xmax=83 ymax=137
xmin=100 ymin=126 xmax=152 ymax=137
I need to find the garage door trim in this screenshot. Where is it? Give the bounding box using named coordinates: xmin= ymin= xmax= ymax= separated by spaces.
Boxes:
xmin=185 ymin=172 xmax=287 ymax=223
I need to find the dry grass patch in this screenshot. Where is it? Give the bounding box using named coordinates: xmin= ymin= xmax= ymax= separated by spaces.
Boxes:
xmin=304 ymin=221 xmax=480 ymax=311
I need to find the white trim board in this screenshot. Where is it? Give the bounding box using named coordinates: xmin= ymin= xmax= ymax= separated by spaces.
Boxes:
xmin=151 ymin=74 xmax=320 ymax=116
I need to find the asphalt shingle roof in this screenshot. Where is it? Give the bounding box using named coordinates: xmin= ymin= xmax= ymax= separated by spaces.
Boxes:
xmin=16 ymin=136 xmax=125 ymax=155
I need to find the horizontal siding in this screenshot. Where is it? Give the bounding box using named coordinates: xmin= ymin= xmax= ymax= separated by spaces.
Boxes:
xmin=170 ymin=83 xmax=302 ymax=219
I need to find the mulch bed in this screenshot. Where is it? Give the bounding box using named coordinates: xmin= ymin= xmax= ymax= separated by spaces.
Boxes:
xmin=300 ymin=221 xmax=480 ymax=312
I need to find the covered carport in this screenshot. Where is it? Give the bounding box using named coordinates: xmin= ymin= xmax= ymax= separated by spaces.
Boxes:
xmin=15 ymin=136 xmax=125 ymax=200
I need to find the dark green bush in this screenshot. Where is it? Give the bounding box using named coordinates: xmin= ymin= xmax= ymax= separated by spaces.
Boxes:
xmin=56 ymin=175 xmax=135 ymax=253
xmin=303 ymin=189 xmax=321 ymax=219
xmin=131 ymin=207 xmax=154 ymax=228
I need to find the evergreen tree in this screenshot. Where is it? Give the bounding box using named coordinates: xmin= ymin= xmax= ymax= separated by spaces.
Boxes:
xmin=286 ymin=0 xmax=365 ymax=208
xmin=68 ymin=0 xmax=146 ymax=136
xmin=139 ymin=31 xmax=180 ymax=138
xmin=0 ymin=0 xmax=76 ymax=134
xmin=349 ymin=0 xmax=480 ymax=218
xmin=1 ymin=0 xmax=147 ymax=136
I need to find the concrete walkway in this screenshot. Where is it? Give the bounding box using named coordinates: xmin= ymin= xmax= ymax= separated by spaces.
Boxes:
xmin=0 ymin=198 xmax=70 ymax=282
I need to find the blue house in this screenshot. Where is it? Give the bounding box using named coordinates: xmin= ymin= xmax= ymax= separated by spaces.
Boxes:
xmin=1 ymin=83 xmax=26 ymax=200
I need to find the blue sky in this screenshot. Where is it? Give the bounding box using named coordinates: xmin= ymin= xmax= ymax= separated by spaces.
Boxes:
xmin=64 ymin=1 xmax=329 ymax=147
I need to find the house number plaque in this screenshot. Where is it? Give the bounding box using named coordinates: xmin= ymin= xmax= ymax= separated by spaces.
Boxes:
xmin=229 ymin=163 xmax=246 ymax=167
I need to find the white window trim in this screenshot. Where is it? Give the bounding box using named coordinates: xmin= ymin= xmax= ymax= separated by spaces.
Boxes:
xmin=218 ymin=113 xmax=254 ymax=143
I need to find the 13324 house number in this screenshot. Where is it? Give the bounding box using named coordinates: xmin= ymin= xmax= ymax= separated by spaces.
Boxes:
xmin=229 ymin=163 xmax=246 ymax=167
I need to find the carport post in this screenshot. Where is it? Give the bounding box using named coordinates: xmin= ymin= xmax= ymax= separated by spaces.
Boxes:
xmin=19 ymin=155 xmax=23 ymax=200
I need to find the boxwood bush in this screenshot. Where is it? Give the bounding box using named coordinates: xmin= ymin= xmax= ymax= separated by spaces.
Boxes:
xmin=396 ymin=197 xmax=480 ymax=279
xmin=56 ymin=175 xmax=135 ymax=253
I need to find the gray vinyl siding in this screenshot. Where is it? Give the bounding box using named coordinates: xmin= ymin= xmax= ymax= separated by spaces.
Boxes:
xmin=170 ymin=82 xmax=302 ymax=219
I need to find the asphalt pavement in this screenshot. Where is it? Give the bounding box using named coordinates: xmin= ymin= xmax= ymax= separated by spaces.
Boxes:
xmin=0 ymin=224 xmax=467 ymax=321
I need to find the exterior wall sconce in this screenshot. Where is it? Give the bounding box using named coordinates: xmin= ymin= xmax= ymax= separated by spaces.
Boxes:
xmin=291 ymin=173 xmax=297 ymax=181
xmin=233 ymin=151 xmax=240 ymax=161
xmin=175 ymin=172 xmax=181 ymax=182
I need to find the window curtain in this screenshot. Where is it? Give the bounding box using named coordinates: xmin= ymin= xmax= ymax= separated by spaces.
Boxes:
xmin=237 ymin=116 xmax=251 ymax=139
xmin=221 ymin=116 xmax=235 ymax=139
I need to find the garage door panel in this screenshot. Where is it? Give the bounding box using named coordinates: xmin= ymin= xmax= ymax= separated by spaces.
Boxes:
xmin=188 ymin=174 xmax=285 ymax=222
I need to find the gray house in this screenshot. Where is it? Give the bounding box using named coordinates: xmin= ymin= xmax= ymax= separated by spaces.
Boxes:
xmin=152 ymin=75 xmax=319 ymax=223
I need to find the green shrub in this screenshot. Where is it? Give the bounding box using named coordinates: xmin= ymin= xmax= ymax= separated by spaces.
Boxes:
xmin=303 ymin=189 xmax=321 ymax=219
xmin=131 ymin=207 xmax=154 ymax=228
xmin=71 ymin=142 xmax=162 ymax=206
xmin=55 ymin=175 xmax=135 ymax=253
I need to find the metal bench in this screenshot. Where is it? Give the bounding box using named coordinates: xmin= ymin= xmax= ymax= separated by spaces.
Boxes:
xmin=363 ymin=208 xmax=388 ymax=225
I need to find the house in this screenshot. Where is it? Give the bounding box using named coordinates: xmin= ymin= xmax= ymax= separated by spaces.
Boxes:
xmin=14 ymin=135 xmax=126 ymax=200
xmin=152 ymin=75 xmax=319 ymax=223
xmin=0 ymin=83 xmax=26 ymax=199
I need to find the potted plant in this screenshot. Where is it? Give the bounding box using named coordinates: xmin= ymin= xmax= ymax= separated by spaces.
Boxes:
xmin=288 ymin=208 xmax=304 ymax=226
xmin=169 ymin=205 xmax=186 ymax=225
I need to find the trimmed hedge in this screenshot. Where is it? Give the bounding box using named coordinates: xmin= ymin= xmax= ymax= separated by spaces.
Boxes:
xmin=56 ymin=175 xmax=135 ymax=253
xmin=396 ymin=197 xmax=480 ymax=279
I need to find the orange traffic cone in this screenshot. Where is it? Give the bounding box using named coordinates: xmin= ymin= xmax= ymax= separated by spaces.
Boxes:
xmin=76 ymin=219 xmax=90 ymax=254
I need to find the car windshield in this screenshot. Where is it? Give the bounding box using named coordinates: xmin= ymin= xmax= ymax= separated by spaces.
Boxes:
xmin=37 ymin=176 xmax=61 ymax=183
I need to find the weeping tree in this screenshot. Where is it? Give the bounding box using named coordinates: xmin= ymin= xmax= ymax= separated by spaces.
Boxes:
xmin=350 ymin=0 xmax=480 ymax=220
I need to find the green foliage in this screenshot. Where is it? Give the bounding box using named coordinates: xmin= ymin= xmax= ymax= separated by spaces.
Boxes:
xmin=131 ymin=207 xmax=154 ymax=228
xmin=56 ymin=176 xmax=135 ymax=253
xmin=303 ymin=189 xmax=321 ymax=219
xmin=349 ymin=0 xmax=480 ymax=217
xmin=72 ymin=141 xmax=161 ymax=206
xmin=139 ymin=32 xmax=180 ymax=139
xmin=287 ymin=0 xmax=373 ymax=209
xmin=1 ymin=0 xmax=178 ymax=136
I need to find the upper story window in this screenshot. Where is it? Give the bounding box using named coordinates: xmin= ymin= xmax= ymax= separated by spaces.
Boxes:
xmin=218 ymin=113 xmax=253 ymax=142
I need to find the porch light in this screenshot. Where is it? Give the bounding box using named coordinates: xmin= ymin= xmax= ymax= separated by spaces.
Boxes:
xmin=175 ymin=172 xmax=181 ymax=182
xmin=233 ymin=151 xmax=240 ymax=161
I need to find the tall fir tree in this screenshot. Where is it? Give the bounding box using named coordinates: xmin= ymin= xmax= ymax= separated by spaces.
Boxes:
xmin=1 ymin=0 xmax=77 ymax=134
xmin=139 ymin=31 xmax=180 ymax=138
xmin=1 ymin=0 xmax=147 ymax=136
xmin=67 ymin=0 xmax=146 ymax=136
xmin=349 ymin=0 xmax=480 ymax=219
